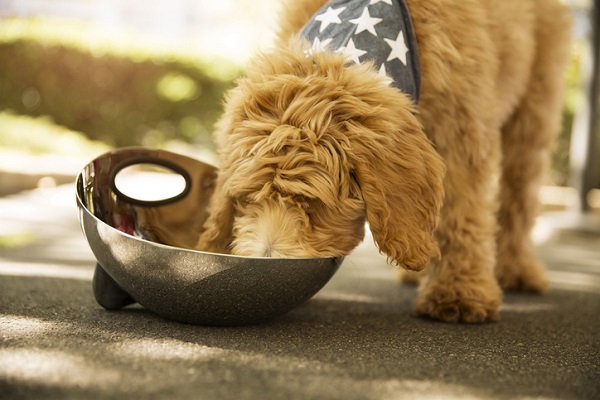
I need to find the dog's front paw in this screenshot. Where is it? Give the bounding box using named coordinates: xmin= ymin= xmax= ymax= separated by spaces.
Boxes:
xmin=415 ymin=278 xmax=502 ymax=323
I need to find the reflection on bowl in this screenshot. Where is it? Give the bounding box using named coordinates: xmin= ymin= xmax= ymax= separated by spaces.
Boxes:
xmin=76 ymin=147 xmax=343 ymax=326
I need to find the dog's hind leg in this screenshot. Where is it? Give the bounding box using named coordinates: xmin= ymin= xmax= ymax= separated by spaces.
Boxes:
xmin=408 ymin=1 xmax=507 ymax=323
xmin=495 ymin=3 xmax=572 ymax=292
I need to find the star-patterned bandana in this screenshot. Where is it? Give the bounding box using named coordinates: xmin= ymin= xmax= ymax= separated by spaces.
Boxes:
xmin=299 ymin=0 xmax=420 ymax=103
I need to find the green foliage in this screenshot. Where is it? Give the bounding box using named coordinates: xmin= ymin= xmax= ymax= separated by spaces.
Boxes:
xmin=550 ymin=44 xmax=581 ymax=186
xmin=0 ymin=231 xmax=34 ymax=249
xmin=0 ymin=18 xmax=587 ymax=187
xmin=0 ymin=18 xmax=239 ymax=149
xmin=550 ymin=41 xmax=589 ymax=187
xmin=0 ymin=111 xmax=110 ymax=155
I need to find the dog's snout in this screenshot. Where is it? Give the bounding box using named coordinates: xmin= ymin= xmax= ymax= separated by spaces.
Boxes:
xmin=232 ymin=239 xmax=291 ymax=258
xmin=262 ymin=246 xmax=285 ymax=258
xmin=230 ymin=199 xmax=315 ymax=259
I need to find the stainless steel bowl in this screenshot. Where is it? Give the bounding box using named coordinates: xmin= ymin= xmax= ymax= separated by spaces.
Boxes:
xmin=76 ymin=147 xmax=343 ymax=326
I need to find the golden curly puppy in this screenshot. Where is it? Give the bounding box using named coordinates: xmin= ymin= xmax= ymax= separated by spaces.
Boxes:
xmin=197 ymin=0 xmax=572 ymax=323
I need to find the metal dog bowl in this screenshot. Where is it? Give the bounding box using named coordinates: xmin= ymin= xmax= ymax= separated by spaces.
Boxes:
xmin=76 ymin=147 xmax=343 ymax=326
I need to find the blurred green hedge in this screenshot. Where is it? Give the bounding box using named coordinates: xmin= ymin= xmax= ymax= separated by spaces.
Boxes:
xmin=0 ymin=19 xmax=238 ymax=149
xmin=551 ymin=42 xmax=581 ymax=187
xmin=0 ymin=18 xmax=586 ymax=187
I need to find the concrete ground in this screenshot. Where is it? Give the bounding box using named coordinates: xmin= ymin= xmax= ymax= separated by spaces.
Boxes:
xmin=1 ymin=183 xmax=599 ymax=400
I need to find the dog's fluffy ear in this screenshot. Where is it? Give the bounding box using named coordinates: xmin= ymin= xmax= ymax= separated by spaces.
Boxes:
xmin=348 ymin=92 xmax=445 ymax=271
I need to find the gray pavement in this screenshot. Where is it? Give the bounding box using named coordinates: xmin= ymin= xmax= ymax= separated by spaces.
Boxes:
xmin=1 ymin=184 xmax=599 ymax=400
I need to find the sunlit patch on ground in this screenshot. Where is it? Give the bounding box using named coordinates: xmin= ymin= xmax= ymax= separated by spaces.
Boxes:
xmin=0 ymin=315 xmax=60 ymax=337
xmin=547 ymin=270 xmax=600 ymax=292
xmin=500 ymin=302 xmax=557 ymax=313
xmin=0 ymin=348 xmax=121 ymax=388
xmin=112 ymin=338 xmax=227 ymax=361
xmin=0 ymin=261 xmax=94 ymax=280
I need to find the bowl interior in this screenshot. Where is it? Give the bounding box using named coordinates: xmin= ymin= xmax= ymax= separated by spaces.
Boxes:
xmin=77 ymin=147 xmax=218 ymax=250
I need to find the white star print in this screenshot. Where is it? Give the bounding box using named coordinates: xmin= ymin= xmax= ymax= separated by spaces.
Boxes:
xmin=384 ymin=30 xmax=409 ymax=65
xmin=300 ymin=0 xmax=420 ymax=100
xmin=315 ymin=6 xmax=346 ymax=33
xmin=312 ymin=36 xmax=333 ymax=52
xmin=349 ymin=7 xmax=382 ymax=36
xmin=378 ymin=63 xmax=393 ymax=86
xmin=338 ymin=38 xmax=367 ymax=64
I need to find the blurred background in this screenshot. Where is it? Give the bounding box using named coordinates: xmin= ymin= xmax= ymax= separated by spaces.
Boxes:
xmin=0 ymin=0 xmax=598 ymax=211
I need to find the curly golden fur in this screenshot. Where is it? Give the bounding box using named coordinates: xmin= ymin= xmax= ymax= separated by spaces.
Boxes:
xmin=197 ymin=0 xmax=572 ymax=323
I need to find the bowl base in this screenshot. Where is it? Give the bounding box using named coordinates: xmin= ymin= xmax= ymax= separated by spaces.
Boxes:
xmin=93 ymin=264 xmax=136 ymax=310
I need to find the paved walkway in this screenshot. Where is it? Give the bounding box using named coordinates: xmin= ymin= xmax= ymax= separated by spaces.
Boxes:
xmin=1 ymin=184 xmax=599 ymax=399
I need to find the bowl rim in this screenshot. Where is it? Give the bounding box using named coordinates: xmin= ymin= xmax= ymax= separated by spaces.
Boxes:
xmin=76 ymin=161 xmax=342 ymax=263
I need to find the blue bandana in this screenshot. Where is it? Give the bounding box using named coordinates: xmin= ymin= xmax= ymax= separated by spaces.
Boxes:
xmin=299 ymin=0 xmax=420 ymax=103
